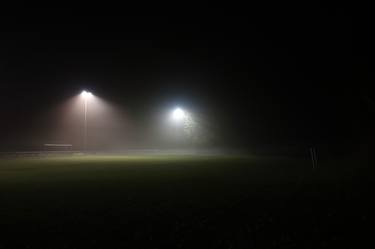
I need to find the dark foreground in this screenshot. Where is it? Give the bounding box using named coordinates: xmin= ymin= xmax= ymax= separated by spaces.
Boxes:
xmin=0 ymin=155 xmax=372 ymax=248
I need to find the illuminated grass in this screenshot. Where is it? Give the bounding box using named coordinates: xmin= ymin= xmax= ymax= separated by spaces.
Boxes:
xmin=0 ymin=154 xmax=256 ymax=185
xmin=0 ymin=154 xmax=363 ymax=248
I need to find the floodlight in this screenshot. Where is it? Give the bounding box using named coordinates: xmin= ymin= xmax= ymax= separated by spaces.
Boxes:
xmin=172 ymin=108 xmax=186 ymax=121
xmin=81 ymin=90 xmax=93 ymax=99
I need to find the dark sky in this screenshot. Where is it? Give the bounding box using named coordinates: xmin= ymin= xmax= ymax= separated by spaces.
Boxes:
xmin=0 ymin=4 xmax=373 ymax=151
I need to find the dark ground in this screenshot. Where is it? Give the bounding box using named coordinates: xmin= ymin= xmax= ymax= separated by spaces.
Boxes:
xmin=0 ymin=155 xmax=372 ymax=248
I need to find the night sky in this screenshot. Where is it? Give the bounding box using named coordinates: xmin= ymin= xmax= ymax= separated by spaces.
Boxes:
xmin=0 ymin=5 xmax=373 ymax=152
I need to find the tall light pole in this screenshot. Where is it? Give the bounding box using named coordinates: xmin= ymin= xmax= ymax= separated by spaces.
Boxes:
xmin=81 ymin=90 xmax=92 ymax=151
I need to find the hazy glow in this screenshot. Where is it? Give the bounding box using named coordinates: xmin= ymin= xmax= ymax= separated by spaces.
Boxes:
xmin=48 ymin=93 xmax=131 ymax=151
xmin=81 ymin=90 xmax=93 ymax=99
xmin=172 ymin=108 xmax=186 ymax=121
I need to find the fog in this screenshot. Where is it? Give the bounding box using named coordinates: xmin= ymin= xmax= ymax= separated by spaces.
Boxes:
xmin=0 ymin=92 xmax=220 ymax=152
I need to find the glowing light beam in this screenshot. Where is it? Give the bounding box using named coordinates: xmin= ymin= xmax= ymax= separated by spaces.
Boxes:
xmin=81 ymin=90 xmax=93 ymax=99
xmin=171 ymin=108 xmax=186 ymax=121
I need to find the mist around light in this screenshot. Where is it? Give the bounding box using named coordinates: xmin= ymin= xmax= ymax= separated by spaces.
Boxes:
xmin=40 ymin=92 xmax=133 ymax=151
xmin=1 ymin=90 xmax=221 ymax=153
xmin=153 ymin=106 xmax=216 ymax=149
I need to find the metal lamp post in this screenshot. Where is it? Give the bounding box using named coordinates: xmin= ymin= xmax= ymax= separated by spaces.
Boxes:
xmin=81 ymin=90 xmax=92 ymax=151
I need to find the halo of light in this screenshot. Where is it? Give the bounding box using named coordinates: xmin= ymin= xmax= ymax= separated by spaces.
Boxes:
xmin=81 ymin=90 xmax=93 ymax=98
xmin=172 ymin=108 xmax=186 ymax=121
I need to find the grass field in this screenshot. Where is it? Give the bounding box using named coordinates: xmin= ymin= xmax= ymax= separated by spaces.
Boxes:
xmin=0 ymin=154 xmax=371 ymax=248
